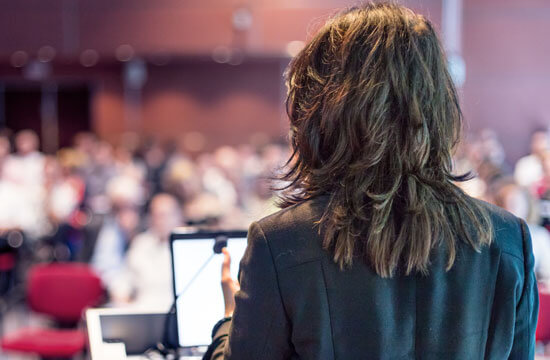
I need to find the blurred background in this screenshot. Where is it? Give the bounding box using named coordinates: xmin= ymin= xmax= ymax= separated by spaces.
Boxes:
xmin=1 ymin=0 xmax=550 ymax=358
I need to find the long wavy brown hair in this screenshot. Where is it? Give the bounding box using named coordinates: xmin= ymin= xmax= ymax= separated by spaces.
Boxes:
xmin=279 ymin=2 xmax=493 ymax=278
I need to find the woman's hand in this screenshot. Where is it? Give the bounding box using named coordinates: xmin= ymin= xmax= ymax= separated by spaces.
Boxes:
xmin=221 ymin=247 xmax=240 ymax=317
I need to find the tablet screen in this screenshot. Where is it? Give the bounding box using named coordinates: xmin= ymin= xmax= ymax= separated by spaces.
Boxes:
xmin=171 ymin=234 xmax=247 ymax=347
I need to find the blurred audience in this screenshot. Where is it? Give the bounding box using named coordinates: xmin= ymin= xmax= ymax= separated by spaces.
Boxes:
xmin=0 ymin=128 xmax=289 ymax=304
xmin=455 ymin=126 xmax=550 ymax=286
xmin=492 ymin=181 xmax=550 ymax=285
xmin=3 ymin=124 xmax=550 ymax=305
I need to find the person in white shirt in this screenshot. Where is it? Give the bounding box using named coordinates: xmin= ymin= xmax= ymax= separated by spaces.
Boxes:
xmin=514 ymin=129 xmax=549 ymax=188
xmin=3 ymin=130 xmax=45 ymax=187
xmin=110 ymin=193 xmax=183 ymax=310
xmin=0 ymin=130 xmax=48 ymax=237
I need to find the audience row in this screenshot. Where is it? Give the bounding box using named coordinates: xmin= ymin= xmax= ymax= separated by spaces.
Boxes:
xmin=3 ymin=127 xmax=550 ymax=308
xmin=0 ymin=129 xmax=288 ymax=308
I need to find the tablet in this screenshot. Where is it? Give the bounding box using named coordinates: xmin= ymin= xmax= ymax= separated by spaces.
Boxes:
xmin=170 ymin=229 xmax=248 ymax=348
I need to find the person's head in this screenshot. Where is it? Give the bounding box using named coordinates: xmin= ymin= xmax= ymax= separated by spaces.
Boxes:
xmin=541 ymin=151 xmax=550 ymax=178
xmin=43 ymin=155 xmax=61 ymax=182
xmin=114 ymin=205 xmax=140 ymax=239
xmin=57 ymin=147 xmax=86 ymax=175
xmin=144 ymin=140 xmax=166 ymax=168
xmin=94 ymin=141 xmax=114 ymax=166
xmin=106 ymin=175 xmax=144 ymax=209
xmin=493 ymin=182 xmax=538 ymax=225
xmin=280 ymin=2 xmax=492 ymax=277
xmin=15 ymin=130 xmax=39 ymax=155
xmin=0 ymin=135 xmax=11 ymax=159
xmin=478 ymin=129 xmax=505 ymax=166
xmin=530 ymin=129 xmax=549 ymax=157
xmin=73 ymin=132 xmax=97 ymax=154
xmin=149 ymin=193 xmax=182 ymax=241
xmin=214 ymin=146 xmax=240 ymax=174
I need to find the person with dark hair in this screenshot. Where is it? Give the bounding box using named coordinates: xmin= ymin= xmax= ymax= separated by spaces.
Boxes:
xmin=204 ymin=3 xmax=538 ymax=359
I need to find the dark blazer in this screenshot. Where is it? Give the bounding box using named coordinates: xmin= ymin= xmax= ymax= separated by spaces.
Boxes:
xmin=207 ymin=195 xmax=538 ymax=359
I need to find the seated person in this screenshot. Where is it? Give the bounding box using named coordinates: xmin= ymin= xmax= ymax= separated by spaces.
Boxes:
xmin=109 ymin=193 xmax=183 ymax=309
xmin=514 ymin=128 xmax=549 ymax=188
xmin=90 ymin=204 xmax=139 ymax=289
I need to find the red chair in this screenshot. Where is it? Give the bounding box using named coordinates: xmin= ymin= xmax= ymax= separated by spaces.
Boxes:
xmin=0 ymin=252 xmax=16 ymax=295
xmin=537 ymin=287 xmax=550 ymax=342
xmin=1 ymin=263 xmax=104 ymax=359
xmin=0 ymin=253 xmax=15 ymax=272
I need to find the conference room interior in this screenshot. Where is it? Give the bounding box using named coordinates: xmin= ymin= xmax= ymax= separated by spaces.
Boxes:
xmin=0 ymin=0 xmax=550 ymax=359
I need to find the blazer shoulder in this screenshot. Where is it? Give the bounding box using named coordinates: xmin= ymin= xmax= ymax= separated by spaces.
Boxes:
xmin=255 ymin=196 xmax=328 ymax=266
xmin=257 ymin=196 xmax=327 ymax=235
xmin=472 ymin=197 xmax=525 ymax=261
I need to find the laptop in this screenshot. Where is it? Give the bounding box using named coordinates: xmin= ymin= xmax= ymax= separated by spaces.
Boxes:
xmin=86 ymin=307 xmax=172 ymax=359
xmin=169 ymin=228 xmax=248 ymax=349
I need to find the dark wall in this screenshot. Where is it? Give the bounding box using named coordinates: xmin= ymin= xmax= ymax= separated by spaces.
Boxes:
xmin=462 ymin=0 xmax=550 ymax=161
xmin=0 ymin=0 xmax=548 ymax=161
xmin=139 ymin=60 xmax=285 ymax=148
xmin=0 ymin=0 xmax=440 ymax=150
xmin=0 ymin=0 xmax=441 ymax=57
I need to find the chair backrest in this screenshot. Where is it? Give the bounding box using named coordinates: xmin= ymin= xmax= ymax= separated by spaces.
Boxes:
xmin=0 ymin=252 xmax=15 ymax=271
xmin=536 ymin=288 xmax=550 ymax=342
xmin=27 ymin=262 xmax=104 ymax=324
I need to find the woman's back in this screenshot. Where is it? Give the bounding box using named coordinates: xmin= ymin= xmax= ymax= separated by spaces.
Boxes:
xmin=224 ymin=195 xmax=536 ymax=359
xmin=204 ymin=3 xmax=538 ymax=359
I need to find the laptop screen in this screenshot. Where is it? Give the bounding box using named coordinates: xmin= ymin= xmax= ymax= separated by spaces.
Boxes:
xmin=170 ymin=230 xmax=248 ymax=347
xmin=99 ymin=313 xmax=169 ymax=355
